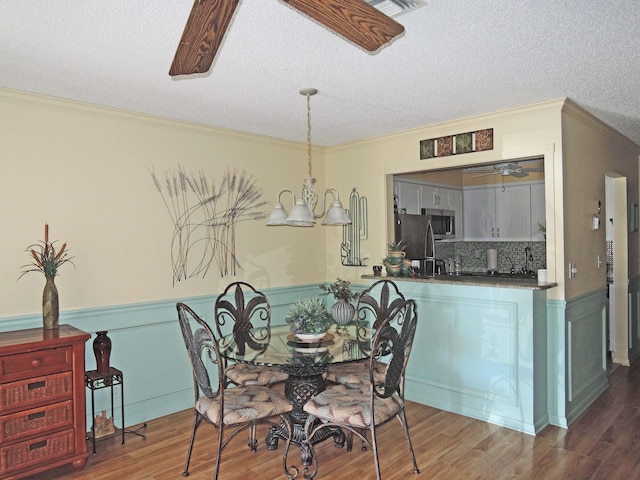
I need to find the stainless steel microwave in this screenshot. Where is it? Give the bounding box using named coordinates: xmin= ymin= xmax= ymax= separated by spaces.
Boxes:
xmin=426 ymin=208 xmax=456 ymax=239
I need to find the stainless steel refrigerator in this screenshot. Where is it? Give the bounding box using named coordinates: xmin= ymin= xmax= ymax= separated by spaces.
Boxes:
xmin=394 ymin=213 xmax=436 ymax=275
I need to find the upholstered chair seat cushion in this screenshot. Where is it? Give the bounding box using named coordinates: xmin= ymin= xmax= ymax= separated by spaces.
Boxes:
xmin=325 ymin=360 xmax=386 ymax=386
xmin=225 ymin=363 xmax=288 ymax=386
xmin=196 ymin=385 xmax=292 ymax=426
xmin=303 ymin=383 xmax=402 ymax=429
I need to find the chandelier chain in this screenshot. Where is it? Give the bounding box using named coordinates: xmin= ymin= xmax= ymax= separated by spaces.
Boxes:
xmin=307 ymin=93 xmax=312 ymax=178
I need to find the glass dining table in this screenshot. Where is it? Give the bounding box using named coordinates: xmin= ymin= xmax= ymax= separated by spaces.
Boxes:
xmin=218 ymin=323 xmax=370 ymax=465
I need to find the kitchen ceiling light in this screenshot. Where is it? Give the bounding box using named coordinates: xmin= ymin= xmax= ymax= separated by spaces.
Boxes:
xmin=266 ymin=89 xmax=351 ymax=227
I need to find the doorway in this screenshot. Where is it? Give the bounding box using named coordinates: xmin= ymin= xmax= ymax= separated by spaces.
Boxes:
xmin=605 ymin=173 xmax=629 ymax=366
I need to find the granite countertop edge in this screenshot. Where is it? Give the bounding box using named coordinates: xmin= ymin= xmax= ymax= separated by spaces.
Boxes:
xmin=361 ymin=274 xmax=557 ymax=291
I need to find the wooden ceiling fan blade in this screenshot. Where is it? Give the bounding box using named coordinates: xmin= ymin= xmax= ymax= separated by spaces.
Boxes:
xmin=284 ymin=0 xmax=404 ymax=52
xmin=169 ymin=0 xmax=239 ymax=76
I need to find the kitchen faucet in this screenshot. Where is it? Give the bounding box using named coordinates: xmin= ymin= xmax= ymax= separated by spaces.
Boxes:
xmin=505 ymin=256 xmax=516 ymax=275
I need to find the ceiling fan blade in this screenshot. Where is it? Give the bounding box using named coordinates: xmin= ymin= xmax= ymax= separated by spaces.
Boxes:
xmin=503 ymin=163 xmax=522 ymax=170
xmin=509 ymin=171 xmax=529 ymax=178
xmin=463 ymin=167 xmax=498 ymax=174
xmin=169 ymin=0 xmax=239 ymax=76
xmin=284 ymin=0 xmax=404 ymax=52
xmin=520 ymin=167 xmax=544 ymax=173
xmin=469 ymin=172 xmax=498 ymax=179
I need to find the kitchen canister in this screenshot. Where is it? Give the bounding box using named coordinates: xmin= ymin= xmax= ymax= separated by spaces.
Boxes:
xmin=487 ymin=249 xmax=498 ymax=271
xmin=537 ymin=269 xmax=548 ymax=283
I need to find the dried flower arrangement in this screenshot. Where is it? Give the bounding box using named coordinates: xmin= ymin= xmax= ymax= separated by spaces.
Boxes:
xmin=19 ymin=224 xmax=74 ymax=279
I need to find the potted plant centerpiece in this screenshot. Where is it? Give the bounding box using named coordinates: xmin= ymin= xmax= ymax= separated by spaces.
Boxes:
xmin=285 ymin=297 xmax=332 ymax=342
xmin=384 ymin=239 xmax=409 ymax=276
xmin=386 ymin=239 xmax=407 ymax=258
xmin=320 ymin=278 xmax=356 ymax=326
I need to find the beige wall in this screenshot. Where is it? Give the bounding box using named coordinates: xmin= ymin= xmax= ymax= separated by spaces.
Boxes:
xmin=561 ymin=102 xmax=640 ymax=298
xmin=2 ymin=90 xmax=637 ymax=318
xmin=0 ymin=90 xmax=329 ymax=317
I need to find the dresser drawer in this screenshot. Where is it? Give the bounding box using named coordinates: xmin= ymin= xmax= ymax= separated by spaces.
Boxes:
xmin=0 ymin=346 xmax=71 ymax=382
xmin=0 ymin=372 xmax=73 ymax=413
xmin=0 ymin=400 xmax=73 ymax=443
xmin=0 ymin=428 xmax=75 ymax=477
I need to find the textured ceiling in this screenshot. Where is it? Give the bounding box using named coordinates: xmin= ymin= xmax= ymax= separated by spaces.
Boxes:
xmin=1 ymin=0 xmax=639 ymax=147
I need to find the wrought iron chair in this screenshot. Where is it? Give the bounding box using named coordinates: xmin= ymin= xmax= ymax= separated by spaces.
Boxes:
xmin=326 ymin=279 xmax=407 ymax=387
xmin=214 ymin=282 xmax=288 ymax=387
xmin=285 ymin=299 xmax=420 ymax=480
xmin=176 ymin=302 xmax=292 ymax=479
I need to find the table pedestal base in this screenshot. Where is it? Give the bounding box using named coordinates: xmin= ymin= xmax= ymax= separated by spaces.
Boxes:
xmin=267 ymin=364 xmax=345 ymax=466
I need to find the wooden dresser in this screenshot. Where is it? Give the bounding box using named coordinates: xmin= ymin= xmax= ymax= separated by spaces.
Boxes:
xmin=0 ymin=325 xmax=90 ymax=479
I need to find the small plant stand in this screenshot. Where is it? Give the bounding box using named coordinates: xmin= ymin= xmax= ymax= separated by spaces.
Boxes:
xmin=84 ymin=367 xmax=147 ymax=454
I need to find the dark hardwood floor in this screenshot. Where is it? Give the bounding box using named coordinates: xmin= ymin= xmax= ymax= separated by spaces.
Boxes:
xmin=30 ymin=360 xmax=640 ymax=479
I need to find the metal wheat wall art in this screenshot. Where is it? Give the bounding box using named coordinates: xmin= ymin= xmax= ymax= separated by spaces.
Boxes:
xmin=341 ymin=188 xmax=368 ymax=266
xmin=150 ymin=166 xmax=266 ymax=283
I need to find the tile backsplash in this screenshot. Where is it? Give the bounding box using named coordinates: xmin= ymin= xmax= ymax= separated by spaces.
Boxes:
xmin=435 ymin=241 xmax=546 ymax=273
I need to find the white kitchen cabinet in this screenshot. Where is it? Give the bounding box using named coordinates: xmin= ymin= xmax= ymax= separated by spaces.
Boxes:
xmin=394 ymin=180 xmax=421 ymax=214
xmin=496 ymin=185 xmax=531 ymax=240
xmin=395 ymin=180 xmax=463 ymax=215
xmin=421 ymin=185 xmax=445 ymax=209
xmin=449 ymin=188 xmax=463 ymax=238
xmin=463 ymin=188 xmax=496 ymax=239
xmin=530 ymin=183 xmax=546 ymax=241
xmin=421 ymin=184 xmax=462 ymax=211
xmin=464 ymin=183 xmax=541 ymax=241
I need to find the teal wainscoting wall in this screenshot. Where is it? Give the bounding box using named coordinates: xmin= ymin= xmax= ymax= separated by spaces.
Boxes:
xmin=0 ymin=283 xmax=344 ymax=431
xmin=387 ymin=279 xmax=613 ymax=435
xmin=0 ymin=279 xmax=620 ymax=437
xmin=547 ymin=288 xmax=608 ymax=428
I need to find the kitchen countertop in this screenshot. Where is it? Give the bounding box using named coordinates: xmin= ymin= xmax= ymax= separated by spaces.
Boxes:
xmin=362 ymin=273 xmax=557 ymax=290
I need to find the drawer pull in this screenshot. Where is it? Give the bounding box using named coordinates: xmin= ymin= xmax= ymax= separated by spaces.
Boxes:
xmin=28 ymin=411 xmax=47 ymax=421
xmin=29 ymin=440 xmax=48 ymax=451
xmin=31 ymin=358 xmax=42 ymax=367
xmin=28 ymin=380 xmax=46 ymax=390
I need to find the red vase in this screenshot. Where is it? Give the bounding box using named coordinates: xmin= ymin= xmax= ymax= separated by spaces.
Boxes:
xmin=93 ymin=331 xmax=112 ymax=374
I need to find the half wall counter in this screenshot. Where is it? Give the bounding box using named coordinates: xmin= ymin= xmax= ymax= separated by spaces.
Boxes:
xmin=361 ymin=274 xmax=557 ymax=435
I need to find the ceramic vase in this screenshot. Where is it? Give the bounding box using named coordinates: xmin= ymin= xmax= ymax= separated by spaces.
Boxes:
xmin=42 ymin=275 xmax=59 ymax=330
xmin=385 ymin=264 xmax=401 ymax=276
xmin=331 ymin=298 xmax=355 ymax=325
xmin=401 ymin=259 xmax=412 ymax=276
xmin=93 ymin=331 xmax=112 ymax=374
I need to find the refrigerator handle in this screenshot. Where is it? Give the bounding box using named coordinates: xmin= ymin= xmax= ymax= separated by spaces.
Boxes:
xmin=425 ymin=220 xmax=436 ymax=277
xmin=426 ymin=221 xmax=435 ymax=257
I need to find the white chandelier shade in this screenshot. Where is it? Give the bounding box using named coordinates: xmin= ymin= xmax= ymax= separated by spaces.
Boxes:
xmin=266 ymin=187 xmax=351 ymax=226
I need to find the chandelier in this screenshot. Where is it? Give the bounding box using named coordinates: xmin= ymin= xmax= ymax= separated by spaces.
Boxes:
xmin=266 ymin=88 xmax=351 ymax=227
